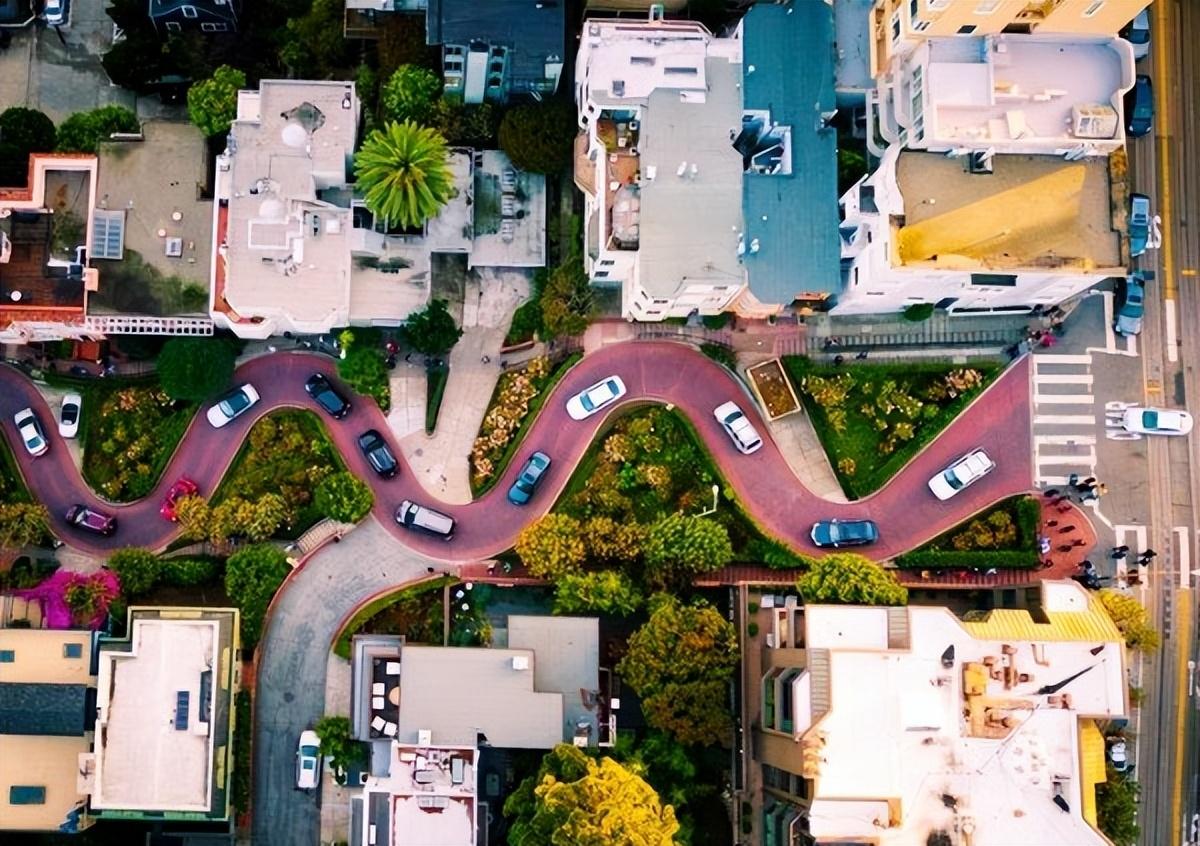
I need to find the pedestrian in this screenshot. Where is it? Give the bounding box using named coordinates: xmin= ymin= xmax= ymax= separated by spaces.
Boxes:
xmin=481 ymin=355 xmax=491 ymax=364
xmin=833 ymin=355 xmax=845 ymax=366
xmin=1072 ymin=538 xmax=1086 ymax=548
xmin=404 ymin=353 xmax=412 ymax=363
xmin=1081 ymin=560 xmax=1094 ymax=572
xmin=1068 ymin=473 xmax=1079 ymax=487
xmin=1076 ymin=483 xmax=1095 ymax=496
xmin=1082 ymin=476 xmax=1097 ymax=487
xmin=1039 ymin=536 xmax=1052 ymax=554
xmin=1044 ymin=489 xmax=1061 ymax=499
xmin=1112 ymin=544 xmax=1129 ymax=554
xmin=1058 ymin=525 xmax=1077 ymax=534
xmin=1046 ymin=519 xmax=1059 ymax=528
xmin=986 ymin=568 xmax=998 ymax=576
xmin=1095 ymin=483 xmax=1108 ymax=497
xmin=855 ymin=350 xmax=869 ymax=360
xmin=1056 ymin=504 xmax=1072 ymax=514
xmin=823 ymin=337 xmax=836 ymax=350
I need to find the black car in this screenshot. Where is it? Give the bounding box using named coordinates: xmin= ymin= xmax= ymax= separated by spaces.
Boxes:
xmin=357 ymin=429 xmax=398 ymax=478
xmin=1125 ymin=74 xmax=1153 ymax=138
xmin=810 ymin=519 xmax=879 ymax=549
xmin=65 ymin=504 xmax=117 ymax=537
xmin=304 ymin=373 xmax=350 ymax=419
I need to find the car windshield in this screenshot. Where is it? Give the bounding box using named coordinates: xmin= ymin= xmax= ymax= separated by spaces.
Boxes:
xmin=221 ymin=392 xmax=249 ymax=415
xmin=826 ymin=523 xmax=841 ymax=542
xmin=301 ymin=744 xmax=319 ymax=757
xmin=1142 ymin=411 xmax=1158 ymax=429
xmin=942 ymin=467 xmax=965 ymax=490
xmin=62 ymin=406 xmax=78 ymax=423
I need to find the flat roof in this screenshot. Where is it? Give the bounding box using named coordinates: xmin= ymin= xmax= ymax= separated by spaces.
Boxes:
xmin=894 ymin=152 xmax=1120 ymax=270
xmin=469 ymin=150 xmax=546 ymax=268
xmin=377 ymin=744 xmax=477 ymax=846
xmin=800 ymin=581 xmax=1125 ymax=846
xmin=427 ymin=0 xmax=564 ymax=87
xmin=0 ymin=628 xmax=94 ymax=686
xmin=507 ymin=616 xmax=600 ymax=745
xmin=0 ymin=735 xmax=89 ymax=832
xmin=397 ymin=647 xmax=563 ymax=748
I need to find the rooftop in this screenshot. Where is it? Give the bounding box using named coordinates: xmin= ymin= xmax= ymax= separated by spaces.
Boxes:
xmin=427 ymin=0 xmax=563 ymax=87
xmin=397 ymin=646 xmax=563 ymax=749
xmin=894 ymin=151 xmax=1120 ymax=270
xmin=364 ymin=744 xmax=478 ymax=846
xmin=798 ymin=581 xmax=1125 ymax=846
xmin=507 ymin=616 xmax=601 ymax=746
xmin=469 ymin=150 xmax=546 ymax=268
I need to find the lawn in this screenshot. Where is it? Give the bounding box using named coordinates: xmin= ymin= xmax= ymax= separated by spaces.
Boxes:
xmin=214 ymin=410 xmax=344 ymax=538
xmin=69 ymin=376 xmax=197 ymax=502
xmin=783 ymin=358 xmax=1001 ymax=499
xmin=333 ymin=575 xmax=453 ymax=658
xmin=896 ymin=495 xmax=1041 ymax=570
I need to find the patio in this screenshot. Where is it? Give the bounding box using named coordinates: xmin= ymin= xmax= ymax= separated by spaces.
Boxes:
xmin=367 ymin=657 xmax=401 ymax=740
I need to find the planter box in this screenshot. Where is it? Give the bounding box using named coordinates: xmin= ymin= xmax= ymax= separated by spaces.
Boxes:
xmin=746 ymin=358 xmax=801 ymax=420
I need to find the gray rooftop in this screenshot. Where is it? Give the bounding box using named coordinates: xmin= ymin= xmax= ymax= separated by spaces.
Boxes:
xmin=0 ymin=682 xmax=88 ymax=736
xmin=833 ymin=0 xmax=876 ymax=99
xmin=638 ymin=57 xmax=745 ymax=298
xmin=740 ymin=1 xmax=842 ymax=302
xmin=507 ymin=616 xmax=600 ymax=746
xmin=427 ymin=0 xmax=564 ymax=87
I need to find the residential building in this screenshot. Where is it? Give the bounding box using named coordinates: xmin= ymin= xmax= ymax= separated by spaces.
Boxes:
xmin=574 ymin=3 xmax=841 ymax=321
xmin=343 ymin=0 xmax=424 ymax=40
xmin=871 ymin=0 xmax=1153 ymax=79
xmin=429 ymin=0 xmax=564 ymax=104
xmin=0 ymin=628 xmax=96 ymax=834
xmin=80 ymin=607 xmax=240 ymax=824
xmin=358 ymin=743 xmax=479 ymax=846
xmin=212 ymin=80 xmax=545 ymax=339
xmin=147 ymin=0 xmax=237 ymax=35
xmin=751 ymin=580 xmax=1127 ymax=844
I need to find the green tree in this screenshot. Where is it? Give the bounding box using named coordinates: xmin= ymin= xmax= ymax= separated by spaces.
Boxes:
xmin=160 ymin=557 xmax=221 ymax=587
xmin=505 ymin=743 xmax=679 ymax=846
xmin=314 ymin=472 xmax=375 ymax=523
xmin=540 ymin=256 xmax=594 ymax=339
xmin=617 ymin=594 xmax=738 ymax=746
xmin=1096 ymin=770 xmax=1139 ymax=846
xmin=1098 ymin=589 xmax=1160 ymax=652
xmin=796 ymin=553 xmax=908 ymax=606
xmin=837 ymin=144 xmax=869 ymax=195
xmin=0 ymin=503 xmax=50 ymax=550
xmin=498 ymin=100 xmax=576 ymax=174
xmin=643 ymin=514 xmax=732 ymax=590
xmin=377 ymin=13 xmax=440 ymax=77
xmin=0 ymin=107 xmax=56 ymax=186
xmin=107 ymin=548 xmax=161 ymax=597
xmin=337 ymin=345 xmax=391 ymax=410
xmin=552 ymin=571 xmax=643 ymax=617
xmin=582 ymin=516 xmax=644 ymax=564
xmin=354 ymin=120 xmax=454 ymax=229
xmin=429 ymin=99 xmax=498 ymax=148
xmin=515 ymin=514 xmax=586 ymax=580
xmin=380 ymin=65 xmax=441 ymax=125
xmin=174 ymin=495 xmax=212 ymax=542
xmin=401 ymin=298 xmax=462 ymax=356
xmin=242 ymin=493 xmax=288 ymax=542
xmin=314 ymin=715 xmax=365 ymax=779
xmin=620 ymin=731 xmax=710 ymax=814
xmin=278 ymin=0 xmax=347 ymax=79
xmin=187 ymin=65 xmax=247 ymax=138
xmin=156 ymin=337 xmax=235 ymax=402
xmin=55 ymin=106 xmax=140 ymax=154
xmin=224 ymin=543 xmax=291 ymax=646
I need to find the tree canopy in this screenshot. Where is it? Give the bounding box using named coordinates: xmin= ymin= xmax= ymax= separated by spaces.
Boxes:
xmin=540 ymin=255 xmax=594 ymax=339
xmin=498 ymin=100 xmax=576 ymax=174
xmin=1096 ymin=769 xmax=1139 ymax=846
xmin=314 ymin=472 xmax=375 ymax=523
xmin=224 ymin=543 xmax=291 ymax=646
xmin=354 ymin=121 xmax=454 ymax=230
xmin=504 ymin=743 xmax=680 ymax=846
xmin=401 ymin=298 xmax=462 ymax=357
xmin=643 ymin=514 xmax=732 ymax=590
xmin=187 ymin=65 xmax=247 ymax=138
xmin=380 ymin=65 xmax=441 ymax=125
xmin=56 ymin=106 xmax=140 ymax=154
xmin=552 ymin=570 xmax=643 ymax=617
xmin=337 ymin=345 xmax=391 ymax=410
xmin=0 ymin=107 xmax=56 ymax=187
xmin=314 ymin=715 xmax=365 ymax=777
xmin=156 ymin=337 xmax=236 ymax=402
xmin=0 ymin=503 xmax=51 ymax=550
xmin=796 ymin=553 xmax=908 ymax=606
xmin=1098 ymin=589 xmax=1160 ymax=652
xmin=278 ymin=0 xmax=348 ymax=79
xmin=617 ymin=594 xmax=738 ymax=746
xmin=515 ymin=514 xmax=586 ymax=580
xmin=107 ymin=548 xmax=160 ymax=597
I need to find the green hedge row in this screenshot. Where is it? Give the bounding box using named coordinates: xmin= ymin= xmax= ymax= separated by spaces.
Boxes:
xmin=894 ymin=549 xmax=1038 ymax=570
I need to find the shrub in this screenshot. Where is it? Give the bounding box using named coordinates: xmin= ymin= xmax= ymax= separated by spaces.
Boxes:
xmin=902 ymin=302 xmax=935 ymax=322
xmin=470 ymin=355 xmax=565 ymax=489
xmin=156 ymin=338 xmax=235 ymax=402
xmin=700 ymin=342 xmax=737 ymax=371
xmin=498 ymin=100 xmax=577 ymax=174
xmin=553 ymin=571 xmax=644 ymax=616
xmin=0 ymin=503 xmax=51 ymax=550
xmin=380 ymin=65 xmax=440 ymax=124
xmin=338 ymin=345 xmax=391 ymax=411
xmin=747 ymin=622 xmax=759 ymax=637
xmin=161 ymin=557 xmax=221 ymax=587
xmin=402 ymin=298 xmax=462 ymax=357
xmin=56 ymin=106 xmax=139 ymax=153
xmin=186 ymin=66 xmax=246 ymax=138
xmin=894 ymin=549 xmax=1036 ymax=570
xmin=425 ymin=365 xmax=449 ymax=434
xmin=224 ymin=544 xmax=291 ymax=648
xmin=0 ymin=107 xmax=56 ymax=186
xmin=797 ymin=554 xmax=907 ymax=605
xmin=515 ymin=514 xmax=586 ymax=580
xmin=107 ymin=548 xmax=160 ymax=597
xmin=314 ymin=472 xmax=375 ymax=523
xmin=643 ymin=515 xmax=733 ymax=589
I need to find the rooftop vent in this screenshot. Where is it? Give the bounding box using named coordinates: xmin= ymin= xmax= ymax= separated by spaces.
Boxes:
xmin=512 ymin=656 xmax=530 ymax=670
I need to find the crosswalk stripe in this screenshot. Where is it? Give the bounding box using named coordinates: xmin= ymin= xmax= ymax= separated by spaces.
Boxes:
xmin=1035 ymin=434 xmax=1097 ymax=446
xmin=1034 ymin=354 xmax=1093 ymax=366
xmin=1033 ymin=393 xmax=1094 ymax=405
xmin=1035 ymin=374 xmax=1094 ymax=385
xmin=1034 ymin=415 xmax=1096 ymax=426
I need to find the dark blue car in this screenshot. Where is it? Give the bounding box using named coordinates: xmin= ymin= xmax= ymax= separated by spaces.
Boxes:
xmin=508 ymin=452 xmax=551 ymax=505
xmin=810 ymin=519 xmax=879 ymax=549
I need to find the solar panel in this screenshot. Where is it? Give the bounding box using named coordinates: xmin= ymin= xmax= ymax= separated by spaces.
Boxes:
xmin=174 ymin=690 xmax=190 ymax=731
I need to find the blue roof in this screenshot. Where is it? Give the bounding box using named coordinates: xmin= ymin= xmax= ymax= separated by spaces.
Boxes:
xmin=0 ymin=682 xmax=89 ymax=736
xmin=740 ymin=1 xmax=842 ymax=302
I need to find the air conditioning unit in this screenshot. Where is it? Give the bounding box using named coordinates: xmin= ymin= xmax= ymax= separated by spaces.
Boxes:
xmin=512 ymin=656 xmax=530 ymax=670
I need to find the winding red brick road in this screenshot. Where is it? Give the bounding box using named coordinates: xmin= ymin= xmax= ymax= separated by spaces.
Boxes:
xmin=0 ymin=343 xmax=1034 ymax=562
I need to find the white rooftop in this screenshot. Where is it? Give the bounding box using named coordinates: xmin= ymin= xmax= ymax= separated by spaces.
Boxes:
xmin=799 ymin=581 xmax=1125 ymax=846
xmin=364 ymin=744 xmax=477 ymax=846
xmin=91 ymin=618 xmax=219 ymax=812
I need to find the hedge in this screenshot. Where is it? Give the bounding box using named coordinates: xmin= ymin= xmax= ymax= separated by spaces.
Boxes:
xmin=894 ymin=549 xmax=1039 ymax=570
xmin=425 ymin=364 xmax=449 ymax=434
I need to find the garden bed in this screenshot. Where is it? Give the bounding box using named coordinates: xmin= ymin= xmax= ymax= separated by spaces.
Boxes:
xmin=746 ymin=358 xmax=800 ymax=419
xmin=333 ymin=575 xmax=453 ymax=658
xmin=783 ymin=358 xmax=1001 ymax=499
xmin=895 ymin=495 xmax=1041 ymax=570
xmin=469 ymin=352 xmax=582 ymax=496
xmin=425 ymin=364 xmax=449 ymax=434
xmin=0 ymin=437 xmax=31 ymax=505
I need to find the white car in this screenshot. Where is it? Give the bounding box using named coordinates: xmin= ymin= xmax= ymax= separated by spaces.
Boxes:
xmin=13 ymin=408 xmax=48 ymax=457
xmin=43 ymin=0 xmax=65 ymax=25
xmin=928 ymin=448 xmax=995 ymax=501
xmin=1122 ymin=406 xmax=1193 ymax=436
xmin=1108 ymin=737 xmax=1129 ymax=773
xmin=295 ymin=729 xmax=321 ymax=790
xmin=566 ymin=375 xmax=626 ymax=421
xmin=713 ymin=401 xmax=763 ymax=454
xmin=206 ymin=384 xmax=260 ymax=428
xmin=59 ymin=393 xmax=81 ymax=439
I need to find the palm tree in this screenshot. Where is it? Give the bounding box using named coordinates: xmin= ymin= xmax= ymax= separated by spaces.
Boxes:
xmin=353 ymin=120 xmax=454 ymax=230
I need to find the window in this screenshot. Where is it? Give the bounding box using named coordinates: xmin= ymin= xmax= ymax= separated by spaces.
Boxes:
xmin=593 ymin=270 xmax=609 ymax=279
xmin=908 ymin=0 xmax=918 ymax=18
xmin=165 ymin=20 xmax=181 ymax=31
xmin=957 ymin=24 xmax=977 ymax=34
xmin=0 ymin=650 xmax=13 ymax=662
xmin=973 ymin=0 xmax=1000 ymax=13
xmin=914 ymin=19 xmax=931 ymax=31
xmin=891 ymin=11 xmax=901 ymax=41
xmin=9 ymin=786 xmax=45 ymax=805
xmin=63 ymin=643 xmax=83 ymax=658
xmin=1083 ymin=0 xmax=1104 ymax=15
xmin=181 ymin=4 xmax=198 ymax=16
xmin=600 ymin=259 xmax=615 ymax=267
xmin=971 ymin=273 xmax=1018 ymax=286
xmin=200 ymin=22 xmax=228 ymax=31
xmin=929 ymin=0 xmax=950 ymax=8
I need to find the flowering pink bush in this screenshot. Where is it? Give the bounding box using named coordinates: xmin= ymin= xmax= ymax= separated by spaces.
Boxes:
xmin=10 ymin=569 xmax=119 ymax=629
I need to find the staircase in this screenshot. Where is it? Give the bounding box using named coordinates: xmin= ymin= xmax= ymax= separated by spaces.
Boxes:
xmin=806 ymin=648 xmax=832 ymax=720
xmin=84 ymin=315 xmax=214 ymax=336
xmin=804 ymin=311 xmax=1027 ymax=354
xmin=286 ymin=519 xmax=357 ymax=559
xmin=886 ymin=606 xmax=911 ymax=650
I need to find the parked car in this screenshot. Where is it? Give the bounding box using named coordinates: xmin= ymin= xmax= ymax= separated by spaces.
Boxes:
xmin=394 ymin=500 xmax=454 ymax=539
xmin=928 ymin=448 xmax=995 ymax=500
xmin=1121 ymin=406 xmax=1193 ymax=436
xmin=1114 ymin=273 xmax=1146 ymax=337
xmin=1121 ymin=9 xmax=1150 ymax=61
xmin=206 ymin=384 xmax=260 ymax=428
xmin=65 ymin=504 xmax=117 ymax=536
xmin=295 ymin=729 xmax=321 ymax=791
xmin=13 ymin=408 xmax=48 ymax=457
xmin=810 ymin=519 xmax=879 ymax=549
xmin=160 ymin=477 xmax=200 ymax=521
xmin=357 ymin=430 xmax=398 ymax=478
xmin=508 ymin=451 xmax=551 ymax=505
xmin=1108 ymin=737 xmax=1129 ymax=773
xmin=304 ymin=373 xmax=350 ymax=419
xmin=566 ymin=376 xmax=627 ymax=421
xmin=1128 ymin=193 xmax=1151 ymax=258
xmin=1125 ymin=74 xmax=1153 ymax=138
xmin=42 ymin=0 xmax=65 ymax=25
xmin=713 ymin=401 xmax=763 ymax=455
xmin=58 ymin=393 xmax=81 ymax=439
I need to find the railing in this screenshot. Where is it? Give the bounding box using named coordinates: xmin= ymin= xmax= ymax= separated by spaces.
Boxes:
xmin=85 ymin=315 xmax=215 ymax=336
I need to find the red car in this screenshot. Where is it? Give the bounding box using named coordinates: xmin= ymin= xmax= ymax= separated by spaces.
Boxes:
xmin=160 ymin=477 xmax=199 ymax=521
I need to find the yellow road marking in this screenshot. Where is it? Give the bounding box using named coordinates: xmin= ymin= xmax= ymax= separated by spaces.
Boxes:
xmin=1184 ymin=269 xmax=1198 ymax=277
xmin=1153 ymin=0 xmax=1175 ymax=299
xmin=1173 ymin=594 xmax=1191 ymax=846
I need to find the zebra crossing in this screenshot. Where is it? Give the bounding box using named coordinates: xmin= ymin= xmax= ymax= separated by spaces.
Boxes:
xmin=1032 ymin=354 xmax=1097 ymax=488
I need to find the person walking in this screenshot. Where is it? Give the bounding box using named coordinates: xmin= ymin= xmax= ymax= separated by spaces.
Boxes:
xmin=1082 ymin=476 xmax=1097 ymax=487
xmin=1058 ymin=525 xmax=1077 ymax=534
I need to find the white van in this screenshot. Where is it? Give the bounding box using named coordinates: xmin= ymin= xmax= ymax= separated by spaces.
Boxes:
xmin=394 ymin=500 xmax=455 ymax=540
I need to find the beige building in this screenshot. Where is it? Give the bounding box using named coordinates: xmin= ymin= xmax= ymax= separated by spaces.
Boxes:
xmin=871 ymin=0 xmax=1153 ymax=77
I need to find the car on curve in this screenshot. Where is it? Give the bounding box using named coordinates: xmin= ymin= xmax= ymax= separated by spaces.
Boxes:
xmin=1128 ymin=193 xmax=1151 ymax=258
xmin=206 ymin=384 xmax=260 ymax=428
xmin=1121 ymin=10 xmax=1150 ymax=62
xmin=928 ymin=448 xmax=995 ymax=500
xmin=1121 ymin=406 xmax=1193 ymax=436
xmin=508 ymin=451 xmax=551 ymax=505
xmin=810 ymin=519 xmax=879 ymax=549
xmin=358 ymin=430 xmax=398 ymax=478
xmin=304 ymin=373 xmax=350 ymax=419
xmin=394 ymin=500 xmax=455 ymax=539
xmin=13 ymin=408 xmax=48 ymax=457
xmin=1114 ymin=273 xmax=1145 ymax=337
xmin=296 ymin=730 xmax=321 ymax=790
xmin=65 ymin=504 xmax=117 ymax=536
xmin=58 ymin=393 xmax=81 ymax=439
xmin=160 ymin=477 xmax=200 ymax=521
xmin=713 ymin=401 xmax=763 ymax=455
xmin=566 ymin=375 xmax=626 ymax=421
